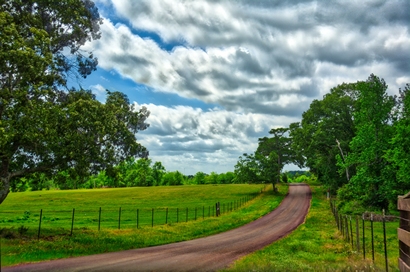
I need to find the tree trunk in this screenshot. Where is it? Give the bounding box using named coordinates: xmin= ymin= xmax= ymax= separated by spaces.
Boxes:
xmin=272 ymin=182 xmax=278 ymax=192
xmin=0 ymin=177 xmax=10 ymax=205
xmin=336 ymin=139 xmax=350 ymax=181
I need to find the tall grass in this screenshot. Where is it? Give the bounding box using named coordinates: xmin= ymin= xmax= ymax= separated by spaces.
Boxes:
xmin=0 ymin=184 xmax=287 ymax=267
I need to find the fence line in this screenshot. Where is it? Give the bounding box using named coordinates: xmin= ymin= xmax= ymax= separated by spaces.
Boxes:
xmin=0 ymin=195 xmax=258 ymax=238
xmin=330 ymin=200 xmax=395 ymax=271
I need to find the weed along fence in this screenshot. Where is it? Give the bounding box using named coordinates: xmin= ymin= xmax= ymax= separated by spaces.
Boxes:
xmin=398 ymin=191 xmax=410 ymax=272
xmin=330 ymin=200 xmax=399 ymax=271
xmin=0 ymin=195 xmax=256 ymax=239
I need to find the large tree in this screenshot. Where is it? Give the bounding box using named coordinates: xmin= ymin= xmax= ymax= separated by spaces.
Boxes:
xmin=386 ymin=84 xmax=410 ymax=199
xmin=0 ymin=1 xmax=150 ymax=204
xmin=289 ymin=83 xmax=357 ymax=193
xmin=339 ymin=74 xmax=396 ymax=210
xmin=257 ymin=127 xmax=297 ymax=187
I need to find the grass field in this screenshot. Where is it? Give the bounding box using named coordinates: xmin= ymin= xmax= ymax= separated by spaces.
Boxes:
xmin=0 ymin=184 xmax=286 ymax=266
xmin=224 ymin=185 xmax=400 ymax=272
xmin=0 ymin=184 xmax=400 ymax=270
xmin=0 ymin=184 xmax=264 ymax=232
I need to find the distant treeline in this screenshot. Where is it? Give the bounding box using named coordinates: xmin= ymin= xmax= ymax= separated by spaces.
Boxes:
xmin=11 ymin=157 xmax=310 ymax=192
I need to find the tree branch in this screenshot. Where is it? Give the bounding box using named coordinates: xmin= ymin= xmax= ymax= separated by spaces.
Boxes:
xmin=336 ymin=139 xmax=350 ymax=181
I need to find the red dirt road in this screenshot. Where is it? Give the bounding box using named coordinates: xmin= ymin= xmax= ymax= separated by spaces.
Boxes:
xmin=4 ymin=184 xmax=311 ymax=272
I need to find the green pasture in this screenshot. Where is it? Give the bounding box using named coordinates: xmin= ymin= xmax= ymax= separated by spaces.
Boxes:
xmin=225 ymin=185 xmax=400 ymax=272
xmin=0 ymin=184 xmax=264 ymax=232
xmin=1 ymin=184 xmax=285 ymax=266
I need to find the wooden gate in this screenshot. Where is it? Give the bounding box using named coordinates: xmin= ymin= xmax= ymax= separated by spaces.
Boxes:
xmin=398 ymin=192 xmax=410 ymax=272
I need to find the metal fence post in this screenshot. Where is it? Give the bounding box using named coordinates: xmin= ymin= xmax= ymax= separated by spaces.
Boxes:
xmin=38 ymin=209 xmax=43 ymax=240
xmin=382 ymin=209 xmax=388 ymax=272
xmin=371 ymin=213 xmax=374 ymax=262
xmin=350 ymin=216 xmax=353 ymax=248
xmin=362 ymin=214 xmax=365 ymax=259
xmin=137 ymin=209 xmax=139 ymax=229
xmin=356 ymin=215 xmax=360 ymax=252
xmin=98 ymin=207 xmax=101 ymax=231
xmin=71 ymin=208 xmax=75 ymax=236
xmin=118 ymin=207 xmax=121 ymax=230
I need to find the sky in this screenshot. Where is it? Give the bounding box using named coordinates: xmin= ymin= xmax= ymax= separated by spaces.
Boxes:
xmin=77 ymin=0 xmax=410 ymax=175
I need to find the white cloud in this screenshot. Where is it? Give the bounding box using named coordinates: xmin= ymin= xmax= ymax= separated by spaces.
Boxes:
xmin=134 ymin=102 xmax=299 ymax=174
xmin=82 ymin=0 xmax=410 ymax=173
xmin=90 ymin=84 xmax=107 ymax=102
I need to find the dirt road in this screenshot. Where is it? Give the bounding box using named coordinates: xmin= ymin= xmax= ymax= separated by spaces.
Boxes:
xmin=4 ymin=184 xmax=311 ymax=272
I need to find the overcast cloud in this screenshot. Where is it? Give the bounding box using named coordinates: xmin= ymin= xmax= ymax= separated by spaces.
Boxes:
xmin=82 ymin=0 xmax=410 ymax=174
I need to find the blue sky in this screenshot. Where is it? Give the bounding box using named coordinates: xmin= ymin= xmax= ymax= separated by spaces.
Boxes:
xmin=76 ymin=0 xmax=410 ymax=175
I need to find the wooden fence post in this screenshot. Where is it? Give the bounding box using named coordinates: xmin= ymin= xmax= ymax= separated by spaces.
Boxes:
xmin=398 ymin=191 xmax=410 ymax=272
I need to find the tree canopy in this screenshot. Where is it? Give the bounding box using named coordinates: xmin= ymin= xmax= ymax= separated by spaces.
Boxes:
xmin=0 ymin=1 xmax=150 ymax=204
xmin=237 ymin=74 xmax=409 ymax=212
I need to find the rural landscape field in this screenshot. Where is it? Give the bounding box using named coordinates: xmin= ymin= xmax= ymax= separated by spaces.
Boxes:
xmin=0 ymin=183 xmax=400 ymax=271
xmin=1 ymin=0 xmax=409 ymax=271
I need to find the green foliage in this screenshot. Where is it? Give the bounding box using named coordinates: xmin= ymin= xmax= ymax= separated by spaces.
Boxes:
xmin=0 ymin=0 xmax=150 ymax=205
xmin=216 ymin=172 xmax=235 ymax=184
xmin=289 ymin=83 xmax=357 ymax=193
xmin=152 ymin=162 xmax=166 ymax=186
xmin=385 ymin=84 xmax=410 ymax=199
xmin=193 ymin=172 xmax=206 ymax=185
xmin=234 ymin=153 xmax=260 ymax=184
xmin=288 ymin=74 xmax=409 ymax=213
xmin=339 ymin=74 xmax=396 ymax=210
xmin=234 ymin=127 xmax=301 ymax=189
xmin=205 ymin=172 xmax=219 ymax=184
xmin=162 ymin=171 xmax=185 ymax=186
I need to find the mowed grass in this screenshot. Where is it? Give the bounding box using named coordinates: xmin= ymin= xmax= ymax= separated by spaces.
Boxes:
xmin=0 ymin=184 xmax=288 ymax=266
xmin=0 ymin=184 xmax=264 ymax=231
xmin=224 ymin=185 xmax=400 ymax=272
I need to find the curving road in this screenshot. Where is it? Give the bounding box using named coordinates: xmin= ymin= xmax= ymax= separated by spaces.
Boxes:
xmin=4 ymin=184 xmax=311 ymax=272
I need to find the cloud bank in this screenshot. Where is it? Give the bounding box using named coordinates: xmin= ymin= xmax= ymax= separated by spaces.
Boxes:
xmin=85 ymin=0 xmax=410 ymax=173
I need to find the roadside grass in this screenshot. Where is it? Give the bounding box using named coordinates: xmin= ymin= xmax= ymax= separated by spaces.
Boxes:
xmin=0 ymin=184 xmax=287 ymax=267
xmin=225 ymin=185 xmax=400 ymax=272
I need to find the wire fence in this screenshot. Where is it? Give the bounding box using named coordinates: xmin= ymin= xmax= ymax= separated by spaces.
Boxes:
xmin=0 ymin=195 xmax=256 ymax=239
xmin=329 ymin=200 xmax=403 ymax=272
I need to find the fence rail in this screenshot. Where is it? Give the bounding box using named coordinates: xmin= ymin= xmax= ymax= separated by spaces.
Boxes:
xmin=398 ymin=192 xmax=410 ymax=272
